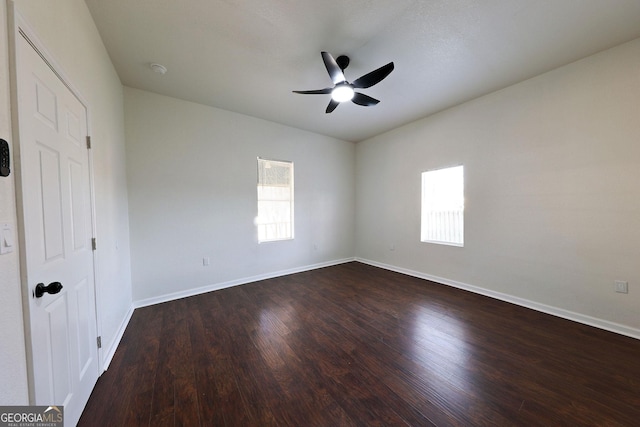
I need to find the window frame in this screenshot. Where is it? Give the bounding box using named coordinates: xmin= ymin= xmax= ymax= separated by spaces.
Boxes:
xmin=256 ymin=157 xmax=294 ymax=243
xmin=420 ymin=164 xmax=464 ymax=247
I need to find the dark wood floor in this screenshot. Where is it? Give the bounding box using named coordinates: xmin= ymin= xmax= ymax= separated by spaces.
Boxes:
xmin=79 ymin=262 xmax=640 ymax=426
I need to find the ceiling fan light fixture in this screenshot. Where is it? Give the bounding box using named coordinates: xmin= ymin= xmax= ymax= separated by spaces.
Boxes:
xmin=331 ymin=84 xmax=354 ymax=102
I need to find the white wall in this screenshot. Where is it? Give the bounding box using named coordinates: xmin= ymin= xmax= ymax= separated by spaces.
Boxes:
xmin=0 ymin=0 xmax=133 ymax=401
xmin=356 ymin=38 xmax=640 ymax=335
xmin=125 ymin=88 xmax=355 ymax=303
xmin=0 ymin=0 xmax=28 ymax=404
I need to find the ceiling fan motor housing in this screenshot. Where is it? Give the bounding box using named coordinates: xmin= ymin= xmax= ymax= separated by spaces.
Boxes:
xmin=336 ymin=55 xmax=350 ymax=71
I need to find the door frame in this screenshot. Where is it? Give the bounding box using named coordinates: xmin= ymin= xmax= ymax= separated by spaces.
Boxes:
xmin=7 ymin=3 xmax=103 ymax=402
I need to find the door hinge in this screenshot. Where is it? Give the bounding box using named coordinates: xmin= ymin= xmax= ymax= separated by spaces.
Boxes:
xmin=97 ymin=336 xmax=102 ymax=349
xmin=86 ymin=136 xmax=91 ymax=149
xmin=91 ymin=237 xmax=97 ymax=251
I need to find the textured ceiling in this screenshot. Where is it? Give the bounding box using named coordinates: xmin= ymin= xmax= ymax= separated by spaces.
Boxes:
xmin=85 ymin=0 xmax=640 ymax=142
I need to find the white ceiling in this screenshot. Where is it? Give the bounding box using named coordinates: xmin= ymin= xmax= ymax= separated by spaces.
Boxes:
xmin=85 ymin=0 xmax=640 ymax=142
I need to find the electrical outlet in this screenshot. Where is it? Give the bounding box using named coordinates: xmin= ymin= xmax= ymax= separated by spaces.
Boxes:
xmin=203 ymin=257 xmax=210 ymax=267
xmin=614 ymin=280 xmax=628 ymax=294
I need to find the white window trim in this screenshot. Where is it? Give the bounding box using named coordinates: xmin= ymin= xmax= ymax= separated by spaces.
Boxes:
xmin=256 ymin=157 xmax=294 ymax=243
xmin=421 ymin=165 xmax=464 ymax=247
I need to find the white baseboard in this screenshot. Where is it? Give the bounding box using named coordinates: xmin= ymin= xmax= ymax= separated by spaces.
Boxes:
xmin=100 ymin=304 xmax=135 ymax=372
xmin=355 ymin=257 xmax=640 ymax=341
xmin=133 ymin=257 xmax=356 ymax=309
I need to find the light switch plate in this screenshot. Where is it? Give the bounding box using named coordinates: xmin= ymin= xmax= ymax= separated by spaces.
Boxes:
xmin=1 ymin=222 xmax=14 ymax=254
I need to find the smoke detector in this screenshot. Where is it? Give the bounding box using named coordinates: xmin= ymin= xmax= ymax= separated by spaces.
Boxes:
xmin=149 ymin=63 xmax=167 ymax=75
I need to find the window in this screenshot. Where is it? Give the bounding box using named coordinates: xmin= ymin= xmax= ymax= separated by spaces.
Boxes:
xmin=256 ymin=158 xmax=294 ymax=242
xmin=421 ymin=165 xmax=464 ymax=246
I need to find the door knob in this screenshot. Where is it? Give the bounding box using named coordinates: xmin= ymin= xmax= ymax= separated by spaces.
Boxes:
xmin=34 ymin=282 xmax=63 ymax=298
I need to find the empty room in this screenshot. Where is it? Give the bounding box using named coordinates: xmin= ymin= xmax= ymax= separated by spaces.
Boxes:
xmin=1 ymin=0 xmax=640 ymax=425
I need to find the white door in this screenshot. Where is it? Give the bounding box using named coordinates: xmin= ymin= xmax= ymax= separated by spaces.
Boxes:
xmin=14 ymin=29 xmax=99 ymax=427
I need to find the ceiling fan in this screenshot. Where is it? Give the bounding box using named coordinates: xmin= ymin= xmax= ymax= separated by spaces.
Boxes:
xmin=293 ymin=52 xmax=395 ymax=113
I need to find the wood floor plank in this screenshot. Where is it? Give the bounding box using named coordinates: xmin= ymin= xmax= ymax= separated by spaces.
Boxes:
xmin=237 ymin=287 xmax=356 ymax=426
xmin=79 ymin=262 xmax=640 ymax=426
xmin=185 ymin=300 xmax=226 ymax=427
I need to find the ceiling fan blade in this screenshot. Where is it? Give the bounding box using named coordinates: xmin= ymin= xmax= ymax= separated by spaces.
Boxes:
xmin=292 ymin=88 xmax=333 ymax=95
xmin=326 ymin=99 xmax=340 ymax=113
xmin=322 ymin=51 xmax=346 ymax=84
xmin=351 ymin=62 xmax=395 ymax=89
xmin=352 ymin=92 xmax=380 ymax=107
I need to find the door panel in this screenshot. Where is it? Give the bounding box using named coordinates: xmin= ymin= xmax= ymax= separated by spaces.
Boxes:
xmin=35 ymin=78 xmax=58 ymax=129
xmin=74 ymin=278 xmax=92 ymax=375
xmin=68 ymin=159 xmax=87 ymax=251
xmin=66 ymin=110 xmax=81 ymax=145
xmin=46 ymin=294 xmax=72 ymax=404
xmin=37 ymin=144 xmax=65 ymax=261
